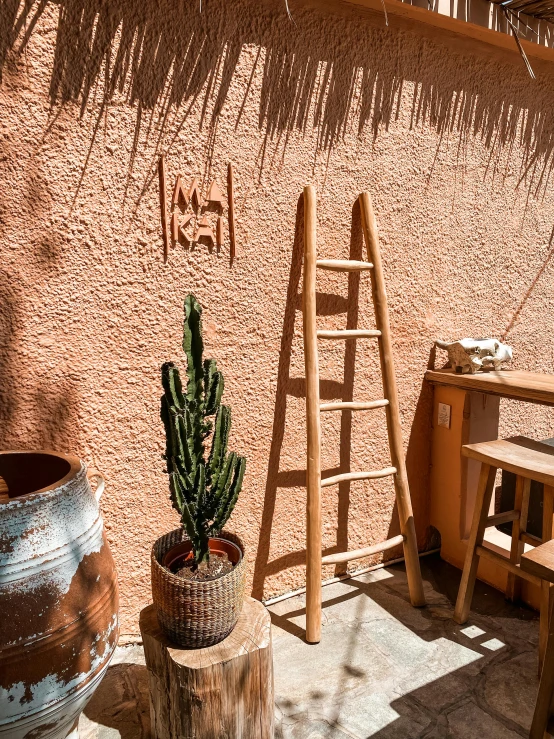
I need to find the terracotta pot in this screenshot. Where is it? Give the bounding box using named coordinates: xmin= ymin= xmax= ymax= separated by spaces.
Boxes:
xmin=0 ymin=451 xmax=119 ymax=739
xmin=162 ymin=537 xmax=243 ymax=572
xmin=151 ymin=528 xmax=246 ymax=648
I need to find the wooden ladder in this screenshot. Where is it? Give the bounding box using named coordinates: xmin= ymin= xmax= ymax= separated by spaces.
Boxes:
xmin=302 ymin=186 xmax=426 ymax=644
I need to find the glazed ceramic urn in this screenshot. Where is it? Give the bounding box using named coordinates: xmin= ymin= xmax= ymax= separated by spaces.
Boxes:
xmin=0 ymin=451 xmax=119 ymax=739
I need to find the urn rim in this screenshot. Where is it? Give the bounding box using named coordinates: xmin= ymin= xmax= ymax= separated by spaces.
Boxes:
xmin=0 ymin=449 xmax=83 ymax=501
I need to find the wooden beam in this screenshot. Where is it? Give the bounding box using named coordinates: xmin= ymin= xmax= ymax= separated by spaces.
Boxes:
xmin=485 ymin=510 xmax=520 ymax=527
xmin=476 ymin=545 xmax=542 ymax=586
xmin=303 ymin=185 xmax=322 ymax=645
xmin=303 ymin=0 xmax=554 ymax=66
xmin=359 ymin=191 xmax=426 ymax=609
xmin=521 ymin=531 xmax=542 ymax=547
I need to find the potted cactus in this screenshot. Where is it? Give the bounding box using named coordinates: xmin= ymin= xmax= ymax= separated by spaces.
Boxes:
xmin=151 ymin=294 xmax=247 ymax=648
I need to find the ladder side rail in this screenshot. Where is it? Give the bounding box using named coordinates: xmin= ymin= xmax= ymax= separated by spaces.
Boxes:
xmin=303 ymin=185 xmax=323 ymax=643
xmin=358 ymin=192 xmax=426 ymax=607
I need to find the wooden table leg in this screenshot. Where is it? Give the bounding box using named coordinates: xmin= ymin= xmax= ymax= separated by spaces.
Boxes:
xmin=454 ymin=463 xmax=497 ymax=624
xmin=506 ymin=476 xmax=531 ymax=603
xmin=531 ymin=593 xmax=554 ymax=739
xmin=540 ymin=485 xmax=554 ymax=674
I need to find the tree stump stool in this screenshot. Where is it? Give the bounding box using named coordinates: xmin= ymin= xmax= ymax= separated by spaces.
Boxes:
xmin=139 ymin=597 xmax=274 ymax=739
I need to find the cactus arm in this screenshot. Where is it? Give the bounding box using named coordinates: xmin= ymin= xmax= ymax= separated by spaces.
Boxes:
xmin=160 ymin=395 xmax=173 ymax=466
xmin=176 ymin=414 xmax=194 ymax=486
xmin=204 ymin=359 xmax=224 ymax=417
xmin=169 ymin=471 xmax=185 ymax=514
xmin=183 ymin=405 xmax=203 ymax=475
xmin=161 ymin=362 xmax=186 ymax=411
xmin=183 ymin=294 xmax=205 ymax=407
xmin=206 ymin=405 xmax=231 ymax=489
xmin=211 ymin=455 xmax=246 ymax=534
xmin=195 ymin=464 xmax=207 ymax=512
xmin=206 ymin=452 xmax=235 ymax=519
xmin=179 ymin=498 xmax=201 ymax=552
xmin=170 ymin=412 xmax=185 ymax=471
xmin=220 ymin=456 xmax=246 ymax=526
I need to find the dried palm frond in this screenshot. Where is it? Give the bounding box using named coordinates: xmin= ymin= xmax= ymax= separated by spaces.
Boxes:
xmin=489 ymin=0 xmax=554 ymax=77
xmin=501 ymin=6 xmax=537 ymax=77
xmin=492 ymin=0 xmax=554 ymax=23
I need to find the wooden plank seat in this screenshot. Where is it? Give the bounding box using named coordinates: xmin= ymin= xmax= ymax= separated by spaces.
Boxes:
xmin=523 ymin=539 xmax=554 ymax=584
xmin=521 ymin=541 xmax=554 ymax=738
xmin=463 ymin=436 xmax=554 ymax=487
xmin=454 ymin=436 xmax=554 ymax=675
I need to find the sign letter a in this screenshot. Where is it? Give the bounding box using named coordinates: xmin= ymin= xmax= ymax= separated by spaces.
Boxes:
xmin=188 ymin=178 xmax=202 ymax=208
xmin=172 ymin=175 xmax=189 ymax=208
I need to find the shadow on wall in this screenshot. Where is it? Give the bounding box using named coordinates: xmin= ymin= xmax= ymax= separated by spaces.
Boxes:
xmin=0 ymin=154 xmax=79 ymax=452
xmin=2 ymin=0 xmax=554 ymax=200
xmin=0 ymin=268 xmax=80 ymax=452
xmin=0 ymin=273 xmax=20 ymax=446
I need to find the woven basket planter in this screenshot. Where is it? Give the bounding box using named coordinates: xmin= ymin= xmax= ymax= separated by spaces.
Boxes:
xmin=151 ymin=527 xmax=246 ymax=648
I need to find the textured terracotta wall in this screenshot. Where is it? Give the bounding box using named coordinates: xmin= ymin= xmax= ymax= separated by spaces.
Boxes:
xmin=2 ymin=0 xmax=554 ymax=636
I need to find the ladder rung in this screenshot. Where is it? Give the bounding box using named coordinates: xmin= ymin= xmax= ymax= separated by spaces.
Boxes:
xmin=320 ymin=400 xmax=389 ymax=412
xmin=317 ymin=330 xmax=381 ymax=339
xmin=322 ymin=535 xmax=405 ymax=565
xmin=485 ymin=510 xmax=519 ymax=527
xmin=316 ymin=259 xmax=374 ymax=272
xmin=321 ymin=467 xmax=397 ymax=488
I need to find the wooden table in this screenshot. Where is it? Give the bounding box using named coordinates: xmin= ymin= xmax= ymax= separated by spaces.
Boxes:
xmin=425 ymin=368 xmax=554 ymax=611
xmin=426 ymin=369 xmax=554 ymax=407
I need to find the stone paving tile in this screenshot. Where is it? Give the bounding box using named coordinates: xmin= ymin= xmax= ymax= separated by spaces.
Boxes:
xmin=482 ymin=650 xmax=538 ymax=730
xmin=444 ymin=699 xmax=523 ymax=739
xmin=111 ymin=643 xmax=146 ymax=666
xmin=79 ymin=555 xmax=541 ymax=738
xmin=323 ymin=689 xmax=432 ymax=738
xmin=79 ymin=659 xmax=151 ymax=739
xmin=276 ymin=718 xmax=354 ymax=739
xmin=409 ymin=671 xmax=471 ymax=713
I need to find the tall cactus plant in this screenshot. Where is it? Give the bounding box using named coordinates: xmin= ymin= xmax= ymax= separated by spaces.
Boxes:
xmin=161 ymin=294 xmax=246 ymax=565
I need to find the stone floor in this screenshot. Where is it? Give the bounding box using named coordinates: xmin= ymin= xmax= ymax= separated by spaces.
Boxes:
xmin=79 ymin=554 xmax=541 ymax=738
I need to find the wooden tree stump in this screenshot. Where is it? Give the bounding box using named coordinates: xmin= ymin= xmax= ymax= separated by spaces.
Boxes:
xmin=139 ymin=597 xmax=274 ymax=739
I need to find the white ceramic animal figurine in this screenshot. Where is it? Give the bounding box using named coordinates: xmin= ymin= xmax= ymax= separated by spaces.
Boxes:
xmin=435 ymin=338 xmax=513 ymax=374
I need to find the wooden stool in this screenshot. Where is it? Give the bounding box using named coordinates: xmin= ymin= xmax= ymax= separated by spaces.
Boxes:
xmin=522 ymin=540 xmax=554 ymax=738
xmin=139 ymin=597 xmax=274 ymax=739
xmin=454 ymin=436 xmax=554 ymax=667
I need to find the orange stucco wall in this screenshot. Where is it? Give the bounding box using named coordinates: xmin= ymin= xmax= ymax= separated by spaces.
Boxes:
xmin=3 ymin=0 xmax=554 ymax=636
